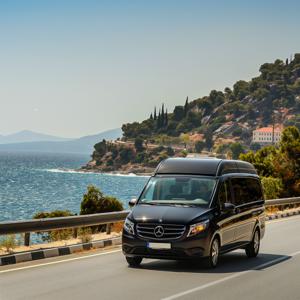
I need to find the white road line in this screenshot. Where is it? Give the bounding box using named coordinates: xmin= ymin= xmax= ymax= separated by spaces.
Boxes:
xmin=162 ymin=250 xmax=300 ymax=300
xmin=0 ymin=249 xmax=122 ymax=274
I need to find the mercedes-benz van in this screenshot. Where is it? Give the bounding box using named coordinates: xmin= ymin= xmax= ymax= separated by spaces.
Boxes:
xmin=122 ymin=158 xmax=265 ymax=268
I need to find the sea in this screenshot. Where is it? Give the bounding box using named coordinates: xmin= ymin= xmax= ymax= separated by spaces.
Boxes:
xmin=0 ymin=152 xmax=149 ymax=222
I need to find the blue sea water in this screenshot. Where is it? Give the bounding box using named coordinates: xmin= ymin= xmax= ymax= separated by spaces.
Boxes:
xmin=0 ymin=152 xmax=149 ymax=222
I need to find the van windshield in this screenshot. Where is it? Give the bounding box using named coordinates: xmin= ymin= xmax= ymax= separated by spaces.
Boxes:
xmin=139 ymin=176 xmax=216 ymax=207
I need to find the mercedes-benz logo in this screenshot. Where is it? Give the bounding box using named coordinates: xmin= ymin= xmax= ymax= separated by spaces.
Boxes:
xmin=154 ymin=225 xmax=164 ymax=238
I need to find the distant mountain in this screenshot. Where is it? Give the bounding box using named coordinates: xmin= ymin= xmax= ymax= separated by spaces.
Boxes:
xmin=0 ymin=128 xmax=122 ymax=154
xmin=0 ymin=130 xmax=70 ymax=144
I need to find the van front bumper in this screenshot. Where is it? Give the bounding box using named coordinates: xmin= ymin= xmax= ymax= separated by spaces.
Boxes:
xmin=122 ymin=231 xmax=211 ymax=260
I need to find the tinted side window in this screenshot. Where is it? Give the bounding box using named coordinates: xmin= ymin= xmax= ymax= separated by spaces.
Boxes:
xmin=231 ymin=178 xmax=263 ymax=205
xmin=218 ymin=181 xmax=233 ymax=207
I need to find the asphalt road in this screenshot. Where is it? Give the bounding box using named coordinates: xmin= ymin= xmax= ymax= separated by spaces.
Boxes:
xmin=1 ymin=216 xmax=300 ymax=300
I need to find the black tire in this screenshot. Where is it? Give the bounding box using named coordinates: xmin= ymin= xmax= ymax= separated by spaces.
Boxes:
xmin=245 ymin=229 xmax=260 ymax=258
xmin=204 ymin=237 xmax=220 ymax=268
xmin=126 ymin=256 xmax=143 ymax=267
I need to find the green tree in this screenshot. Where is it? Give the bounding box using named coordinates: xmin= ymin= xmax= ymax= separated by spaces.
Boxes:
xmin=134 ymin=137 xmax=144 ymax=152
xmin=240 ymin=146 xmax=276 ymax=177
xmin=274 ymin=126 xmax=300 ymax=197
xmin=195 ymin=141 xmax=205 ymax=153
xmin=230 ymin=143 xmax=245 ymax=159
xmin=250 ymin=142 xmax=261 ymax=151
xmin=204 ymin=130 xmax=213 ymax=150
xmin=261 ymin=177 xmax=283 ymax=200
xmin=80 ymin=185 xmax=123 ymax=215
xmin=119 ymin=147 xmax=134 ymax=164
xmin=94 ymin=139 xmax=107 ymax=156
xmin=233 ymin=80 xmax=250 ymax=100
xmin=173 ymin=106 xmax=185 ymax=121
xmin=184 ymin=97 xmax=189 ymax=116
xmin=166 ymin=146 xmax=175 ymax=156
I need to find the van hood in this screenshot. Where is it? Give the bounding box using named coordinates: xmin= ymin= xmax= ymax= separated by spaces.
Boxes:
xmin=130 ymin=204 xmax=211 ymax=225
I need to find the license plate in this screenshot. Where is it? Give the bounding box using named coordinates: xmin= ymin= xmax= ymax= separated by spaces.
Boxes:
xmin=147 ymin=242 xmax=171 ymax=250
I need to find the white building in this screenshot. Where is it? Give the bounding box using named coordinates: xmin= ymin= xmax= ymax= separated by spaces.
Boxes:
xmin=252 ymin=126 xmax=282 ymax=144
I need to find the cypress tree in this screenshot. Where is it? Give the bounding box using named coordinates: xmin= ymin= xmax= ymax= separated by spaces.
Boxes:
xmin=184 ymin=97 xmax=189 ymax=116
xmin=157 ymin=109 xmax=161 ymax=129
xmin=165 ymin=109 xmax=168 ymax=126
xmin=154 ymin=107 xmax=157 ymax=120
xmin=161 ymin=104 xmax=165 ymax=127
xmin=150 ymin=113 xmax=153 ymax=120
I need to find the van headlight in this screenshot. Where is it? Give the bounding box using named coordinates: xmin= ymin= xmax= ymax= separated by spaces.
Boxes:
xmin=187 ymin=220 xmax=209 ymax=237
xmin=124 ymin=218 xmax=135 ymax=235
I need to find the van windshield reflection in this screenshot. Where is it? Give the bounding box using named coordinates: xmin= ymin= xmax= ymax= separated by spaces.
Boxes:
xmin=139 ymin=176 xmax=216 ymax=207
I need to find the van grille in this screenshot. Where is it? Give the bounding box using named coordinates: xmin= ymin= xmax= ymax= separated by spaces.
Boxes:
xmin=136 ymin=223 xmax=186 ymax=240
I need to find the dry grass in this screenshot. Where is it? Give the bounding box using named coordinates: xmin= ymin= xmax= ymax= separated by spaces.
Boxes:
xmin=0 ymin=230 xmax=121 ymax=256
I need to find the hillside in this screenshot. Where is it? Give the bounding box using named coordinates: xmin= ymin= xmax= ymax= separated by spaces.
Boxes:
xmin=122 ymin=54 xmax=300 ymax=149
xmin=84 ymin=54 xmax=300 ymax=173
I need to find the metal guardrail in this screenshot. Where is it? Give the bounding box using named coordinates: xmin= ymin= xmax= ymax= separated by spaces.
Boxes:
xmin=0 ymin=197 xmax=299 ymax=245
xmin=0 ymin=210 xmax=130 ymax=235
xmin=264 ymin=197 xmax=300 ymax=207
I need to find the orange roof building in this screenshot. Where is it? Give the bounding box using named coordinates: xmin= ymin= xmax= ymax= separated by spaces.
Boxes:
xmin=252 ymin=126 xmax=283 ymax=144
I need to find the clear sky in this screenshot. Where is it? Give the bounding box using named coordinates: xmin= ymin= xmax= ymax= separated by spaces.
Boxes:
xmin=0 ymin=0 xmax=299 ymax=138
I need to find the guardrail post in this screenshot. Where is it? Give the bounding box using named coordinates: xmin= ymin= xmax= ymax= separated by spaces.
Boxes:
xmin=73 ymin=228 xmax=78 ymax=238
xmin=106 ymin=223 xmax=112 ymax=235
xmin=24 ymin=232 xmax=30 ymax=246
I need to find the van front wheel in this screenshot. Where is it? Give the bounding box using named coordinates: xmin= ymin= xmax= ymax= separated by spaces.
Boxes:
xmin=204 ymin=237 xmax=220 ymax=268
xmin=245 ymin=229 xmax=260 ymax=258
xmin=126 ymin=256 xmax=143 ymax=267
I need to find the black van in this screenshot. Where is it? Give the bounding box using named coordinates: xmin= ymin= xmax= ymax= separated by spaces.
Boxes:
xmin=122 ymin=158 xmax=265 ymax=268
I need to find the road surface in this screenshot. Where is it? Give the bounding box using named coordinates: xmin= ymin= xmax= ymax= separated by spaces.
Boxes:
xmin=1 ymin=215 xmax=300 ymax=300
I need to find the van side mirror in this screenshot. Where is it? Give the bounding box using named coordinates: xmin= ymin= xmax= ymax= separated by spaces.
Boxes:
xmin=222 ymin=202 xmax=236 ymax=212
xmin=129 ymin=198 xmax=137 ymax=208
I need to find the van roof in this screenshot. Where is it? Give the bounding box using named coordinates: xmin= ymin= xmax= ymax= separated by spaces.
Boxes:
xmin=154 ymin=158 xmax=257 ymax=176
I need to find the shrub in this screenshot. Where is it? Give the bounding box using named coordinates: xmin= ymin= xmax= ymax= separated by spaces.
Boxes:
xmin=148 ymin=159 xmax=159 ymax=167
xmin=80 ymin=185 xmax=123 ymax=215
xmin=0 ymin=235 xmax=17 ymax=253
xmin=78 ymin=228 xmax=93 ymax=243
xmin=230 ymin=142 xmax=245 ymax=159
xmin=134 ymin=137 xmax=144 ymax=152
xmin=180 ymin=150 xmax=188 ymax=157
xmin=119 ymin=147 xmax=135 ymax=164
xmin=33 ymin=210 xmax=74 ymax=242
xmin=261 ymin=177 xmax=283 ymax=200
xmin=195 ymin=141 xmax=205 ymax=153
xmin=166 ymin=146 xmax=175 ymax=156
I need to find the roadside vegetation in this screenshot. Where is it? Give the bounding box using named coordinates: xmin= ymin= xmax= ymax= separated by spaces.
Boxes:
xmin=33 ymin=186 xmax=123 ymax=243
xmin=240 ymin=126 xmax=300 ymax=198
xmin=0 ymin=235 xmax=18 ymax=254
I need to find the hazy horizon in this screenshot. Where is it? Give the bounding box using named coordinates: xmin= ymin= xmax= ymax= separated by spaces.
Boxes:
xmin=1 ymin=0 xmax=300 ymax=137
